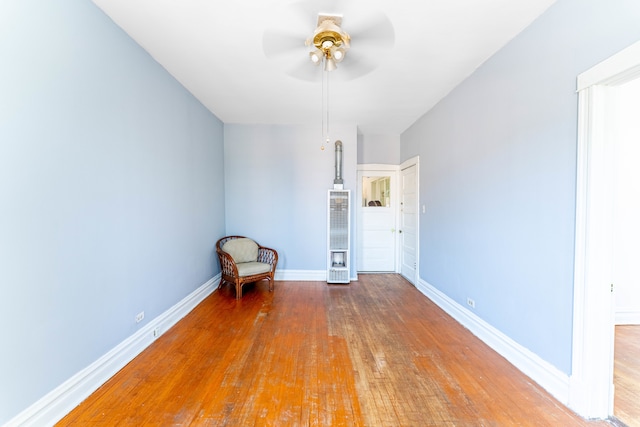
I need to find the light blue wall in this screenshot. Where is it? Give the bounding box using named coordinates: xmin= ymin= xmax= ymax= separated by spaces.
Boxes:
xmin=357 ymin=133 xmax=400 ymax=165
xmin=224 ymin=124 xmax=357 ymax=275
xmin=0 ymin=0 xmax=225 ymax=423
xmin=401 ymin=0 xmax=640 ymax=374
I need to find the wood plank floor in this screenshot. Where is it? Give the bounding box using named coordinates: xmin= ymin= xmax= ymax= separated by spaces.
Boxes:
xmin=614 ymin=325 xmax=640 ymax=427
xmin=58 ymin=274 xmax=613 ymax=426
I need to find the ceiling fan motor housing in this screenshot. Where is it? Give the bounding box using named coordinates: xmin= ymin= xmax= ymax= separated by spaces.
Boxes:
xmin=310 ymin=15 xmax=350 ymax=61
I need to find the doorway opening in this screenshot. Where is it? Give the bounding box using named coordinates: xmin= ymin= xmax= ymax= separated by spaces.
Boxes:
xmin=570 ymin=40 xmax=640 ymax=421
xmin=356 ymin=157 xmax=419 ymax=283
xmin=356 ymin=165 xmax=398 ymax=273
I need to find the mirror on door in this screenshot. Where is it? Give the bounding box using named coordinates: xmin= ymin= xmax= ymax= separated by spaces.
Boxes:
xmin=362 ymin=176 xmax=391 ymax=207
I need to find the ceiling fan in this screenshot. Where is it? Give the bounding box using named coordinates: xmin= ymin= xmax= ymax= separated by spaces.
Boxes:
xmin=306 ymin=14 xmax=350 ymax=72
xmin=263 ymin=0 xmax=395 ymax=81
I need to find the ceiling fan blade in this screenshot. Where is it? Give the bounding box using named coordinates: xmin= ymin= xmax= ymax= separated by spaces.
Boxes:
xmin=285 ymin=57 xmax=324 ymax=82
xmin=335 ymin=49 xmax=377 ymax=81
xmin=263 ymin=29 xmax=307 ymax=59
xmin=347 ymin=11 xmax=395 ymax=51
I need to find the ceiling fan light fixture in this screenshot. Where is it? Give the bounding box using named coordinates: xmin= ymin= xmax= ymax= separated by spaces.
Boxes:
xmin=309 ymin=50 xmax=322 ymax=64
xmin=324 ymin=56 xmax=337 ymax=72
xmin=322 ymin=40 xmax=334 ymax=50
xmin=307 ymin=14 xmax=350 ymax=71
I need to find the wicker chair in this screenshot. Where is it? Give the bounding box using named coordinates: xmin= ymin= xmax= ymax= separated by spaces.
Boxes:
xmin=216 ymin=236 xmax=278 ymax=300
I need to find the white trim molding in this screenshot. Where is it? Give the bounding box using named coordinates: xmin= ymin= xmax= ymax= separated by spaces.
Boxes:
xmin=6 ymin=275 xmax=220 ymax=427
xmin=570 ymin=84 xmax=616 ymax=419
xmin=415 ymin=278 xmax=571 ymax=406
xmin=577 ymin=39 xmax=640 ymax=91
xmin=274 ymin=269 xmax=358 ymax=282
xmin=274 ymin=269 xmax=327 ymax=281
xmin=615 ymin=311 xmax=640 ymax=325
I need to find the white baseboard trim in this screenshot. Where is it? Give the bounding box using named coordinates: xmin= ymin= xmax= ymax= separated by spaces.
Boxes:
xmin=275 ymin=269 xmax=326 ymax=281
xmin=274 ymin=270 xmax=358 ymax=282
xmin=6 ymin=275 xmax=220 ymax=427
xmin=615 ymin=310 xmax=640 ymax=325
xmin=415 ymin=278 xmax=570 ymax=406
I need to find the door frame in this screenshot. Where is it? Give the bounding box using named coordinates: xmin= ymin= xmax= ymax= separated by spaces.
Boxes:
xmin=356 ymin=164 xmax=400 ymax=272
xmin=569 ymin=40 xmax=640 ymax=419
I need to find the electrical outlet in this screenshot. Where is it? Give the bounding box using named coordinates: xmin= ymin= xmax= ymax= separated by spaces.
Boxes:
xmin=135 ymin=311 xmax=144 ymax=323
xmin=466 ymin=298 xmax=475 ymax=309
xmin=153 ymin=327 xmax=160 ymax=337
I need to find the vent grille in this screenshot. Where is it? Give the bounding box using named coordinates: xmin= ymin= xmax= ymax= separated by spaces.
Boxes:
xmin=328 ymin=268 xmax=349 ymax=283
xmin=329 ymin=191 xmax=348 ymax=250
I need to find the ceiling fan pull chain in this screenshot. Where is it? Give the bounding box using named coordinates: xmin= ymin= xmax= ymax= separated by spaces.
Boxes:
xmin=325 ymin=67 xmax=330 ymax=144
xmin=321 ymin=66 xmax=326 ymax=150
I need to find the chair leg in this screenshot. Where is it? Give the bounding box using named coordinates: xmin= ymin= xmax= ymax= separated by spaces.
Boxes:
xmin=235 ymin=281 xmax=242 ymax=300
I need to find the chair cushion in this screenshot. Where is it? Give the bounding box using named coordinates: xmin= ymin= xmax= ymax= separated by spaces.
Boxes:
xmin=222 ymin=238 xmax=259 ymax=263
xmin=236 ymin=261 xmax=272 ymax=277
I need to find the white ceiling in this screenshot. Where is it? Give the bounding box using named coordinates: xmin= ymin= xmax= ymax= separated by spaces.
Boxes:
xmin=92 ymin=0 xmax=556 ymax=135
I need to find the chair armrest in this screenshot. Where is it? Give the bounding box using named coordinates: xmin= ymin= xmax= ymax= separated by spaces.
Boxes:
xmin=217 ymin=248 xmax=239 ymax=276
xmin=257 ymin=246 xmax=278 ymax=269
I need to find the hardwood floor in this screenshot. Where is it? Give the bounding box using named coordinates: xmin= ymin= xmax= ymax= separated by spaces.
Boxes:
xmin=58 ymin=274 xmax=612 ymax=426
xmin=614 ymin=325 xmax=640 ymax=427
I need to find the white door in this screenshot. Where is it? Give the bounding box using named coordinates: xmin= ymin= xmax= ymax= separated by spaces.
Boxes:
xmin=401 ymin=164 xmax=417 ymax=283
xmin=357 ymin=169 xmax=397 ymax=272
